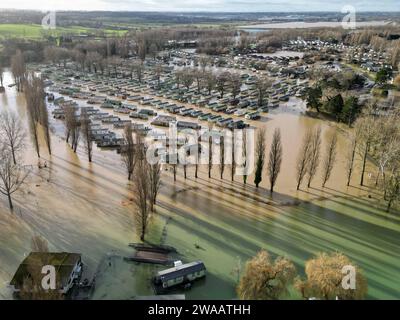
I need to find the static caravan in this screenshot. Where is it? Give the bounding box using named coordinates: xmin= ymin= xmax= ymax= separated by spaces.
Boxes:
xmin=177 ymin=121 xmax=201 ymax=130
xmin=153 ymin=261 xmax=206 ymax=290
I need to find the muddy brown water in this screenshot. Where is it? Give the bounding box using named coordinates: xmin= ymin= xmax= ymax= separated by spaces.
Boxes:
xmin=0 ymin=71 xmax=399 ymax=299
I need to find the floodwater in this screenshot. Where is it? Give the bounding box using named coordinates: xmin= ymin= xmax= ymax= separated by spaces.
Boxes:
xmin=0 ymin=71 xmax=399 ymax=299
xmin=238 ymin=20 xmax=390 ymax=31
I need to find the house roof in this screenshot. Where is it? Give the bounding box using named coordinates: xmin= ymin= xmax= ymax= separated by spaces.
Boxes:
xmin=10 ymin=252 xmax=81 ymax=289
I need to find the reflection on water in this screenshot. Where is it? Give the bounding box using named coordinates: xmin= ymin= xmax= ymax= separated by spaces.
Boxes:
xmin=0 ymin=71 xmax=399 ymax=299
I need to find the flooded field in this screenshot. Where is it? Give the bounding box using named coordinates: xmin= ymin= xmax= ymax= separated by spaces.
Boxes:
xmin=0 ymin=71 xmax=399 ymax=300
xmin=238 ymin=20 xmax=390 ymax=31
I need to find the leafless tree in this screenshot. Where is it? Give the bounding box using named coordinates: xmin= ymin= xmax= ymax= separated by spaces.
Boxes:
xmin=148 ymin=161 xmax=161 ymax=212
xmin=373 ymin=116 xmax=400 ymax=188
xmin=219 ymin=132 xmax=225 ymax=180
xmin=133 ymin=60 xmax=144 ymax=83
xmin=204 ymin=71 xmax=216 ymax=96
xmin=230 ymin=73 xmax=242 ymax=100
xmin=268 ymin=128 xmax=282 ymax=193
xmin=121 ymin=124 xmax=136 ymax=180
xmin=242 ymin=129 xmax=248 ymax=184
xmin=306 ymin=127 xmax=322 ymax=188
xmin=0 ymin=146 xmax=28 ymax=210
xmin=0 ymin=60 xmax=4 ymax=88
xmin=40 ymin=92 xmax=51 ymax=155
xmin=345 ymin=134 xmax=357 ymax=187
xmin=254 ymin=128 xmax=266 ymax=188
xmin=216 ymin=71 xmax=230 ymax=98
xmin=321 ymin=132 xmax=337 ymax=188
xmin=199 ymin=55 xmax=210 ymax=72
xmin=355 ymin=103 xmax=378 ymax=186
xmin=174 ymin=70 xmax=183 ymax=90
xmin=296 ymin=129 xmax=312 ymax=190
xmin=24 ymin=76 xmax=44 ymax=158
xmin=132 ymin=137 xmax=150 ymax=241
xmin=181 ymin=68 xmax=194 ymax=91
xmin=256 ymin=77 xmax=272 ymax=106
xmin=195 ymin=129 xmax=200 ymax=179
xmin=11 ymin=50 xmax=26 ymax=92
xmin=0 ymin=110 xmax=26 ymax=165
xmin=230 ymin=128 xmax=236 ymax=182
xmin=63 ymin=104 xmax=79 ymax=152
xmin=385 ymin=172 xmax=400 ymax=212
xmin=80 ymin=108 xmax=93 ymax=162
xmin=208 ymin=125 xmax=213 ymax=179
xmin=154 ymin=64 xmax=163 ymax=88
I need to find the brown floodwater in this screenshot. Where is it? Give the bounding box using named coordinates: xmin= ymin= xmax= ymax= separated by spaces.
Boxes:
xmin=0 ymin=70 xmax=399 ymax=300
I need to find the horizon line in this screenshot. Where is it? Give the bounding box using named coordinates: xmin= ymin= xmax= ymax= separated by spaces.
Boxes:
xmin=0 ymin=9 xmax=400 ymax=13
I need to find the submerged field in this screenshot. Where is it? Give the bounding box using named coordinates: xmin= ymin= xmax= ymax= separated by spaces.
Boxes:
xmin=0 ymin=71 xmax=399 ymax=299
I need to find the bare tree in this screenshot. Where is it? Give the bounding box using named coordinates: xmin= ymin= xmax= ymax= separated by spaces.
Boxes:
xmin=39 ymin=91 xmax=51 ymax=155
xmin=181 ymin=68 xmax=194 ymax=91
xmin=306 ymin=127 xmax=322 ymax=188
xmin=355 ymin=104 xmax=378 ymax=186
xmin=154 ymin=64 xmax=163 ymax=88
xmin=174 ymin=70 xmax=183 ymax=90
xmin=385 ymin=172 xmax=400 ymax=212
xmin=256 ymin=77 xmax=272 ymax=106
xmin=216 ymin=71 xmax=230 ymax=98
xmin=219 ymin=132 xmax=225 ymax=180
xmin=296 ymin=129 xmax=312 ymax=190
xmin=195 ymin=129 xmax=200 ymax=179
xmin=230 ymin=73 xmax=242 ymax=100
xmin=204 ymin=71 xmax=216 ymax=96
xmin=345 ymin=134 xmax=357 ymax=187
xmin=121 ymin=124 xmax=136 ymax=180
xmin=254 ymin=128 xmax=266 ymax=188
xmin=133 ymin=60 xmax=144 ymax=83
xmin=64 ymin=105 xmax=80 ymax=153
xmin=132 ymin=137 xmax=150 ymax=241
xmin=0 ymin=110 xmax=26 ymax=165
xmin=0 ymin=147 xmax=28 ymax=210
xmin=230 ymin=128 xmax=236 ymax=182
xmin=208 ymin=125 xmax=213 ymax=179
xmin=373 ymin=116 xmax=400 ymax=188
xmin=0 ymin=59 xmax=4 ymax=89
xmin=241 ymin=129 xmax=248 ymax=184
xmin=80 ymin=108 xmax=93 ymax=162
xmin=148 ymin=161 xmax=161 ymax=212
xmin=199 ymin=55 xmax=210 ymax=72
xmin=268 ymin=128 xmax=282 ymax=193
xmin=24 ymin=76 xmax=44 ymax=158
xmin=11 ymin=50 xmax=26 ymax=92
xmin=321 ymin=132 xmax=337 ymax=188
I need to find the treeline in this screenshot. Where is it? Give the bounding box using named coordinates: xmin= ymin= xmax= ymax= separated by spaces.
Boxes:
xmin=306 ymin=67 xmax=365 ymax=124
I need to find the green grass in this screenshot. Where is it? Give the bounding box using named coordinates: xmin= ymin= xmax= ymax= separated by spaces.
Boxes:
xmin=0 ymin=23 xmax=128 ymax=39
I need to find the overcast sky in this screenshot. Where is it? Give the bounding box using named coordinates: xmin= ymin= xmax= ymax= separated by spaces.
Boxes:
xmin=0 ymin=0 xmax=398 ymax=12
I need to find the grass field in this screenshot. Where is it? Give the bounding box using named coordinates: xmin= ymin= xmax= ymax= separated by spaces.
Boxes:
xmin=0 ymin=24 xmax=128 ymax=39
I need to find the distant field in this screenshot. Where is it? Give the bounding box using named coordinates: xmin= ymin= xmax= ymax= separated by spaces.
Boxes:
xmin=0 ymin=24 xmax=128 ymax=39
